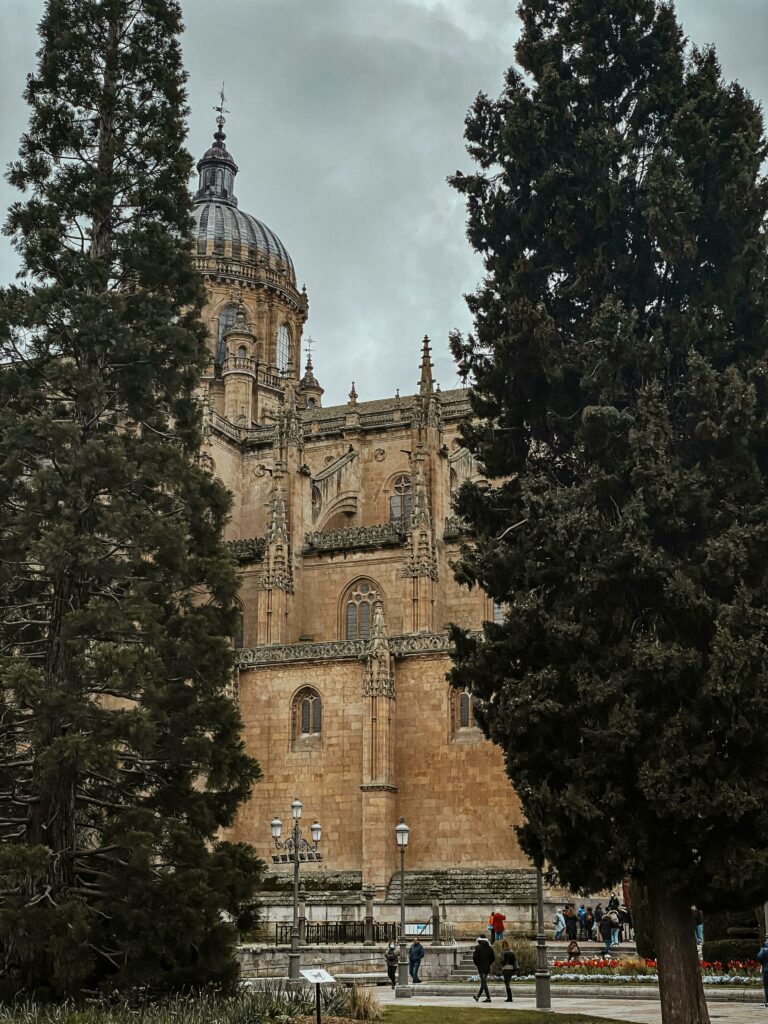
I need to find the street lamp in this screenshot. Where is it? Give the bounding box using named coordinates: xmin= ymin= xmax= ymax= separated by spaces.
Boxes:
xmin=395 ymin=816 xmax=412 ymax=998
xmin=271 ymin=799 xmax=323 ymax=980
xmin=535 ymin=864 xmax=552 ymax=1008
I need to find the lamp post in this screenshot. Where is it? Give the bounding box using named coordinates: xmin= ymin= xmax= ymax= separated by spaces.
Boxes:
xmin=535 ymin=864 xmax=552 ymax=1008
xmin=271 ymin=799 xmax=322 ymax=981
xmin=395 ymin=816 xmax=412 ymax=998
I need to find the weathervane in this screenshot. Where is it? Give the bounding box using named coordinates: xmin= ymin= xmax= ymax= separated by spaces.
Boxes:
xmin=305 ymin=335 xmax=316 ymax=361
xmin=214 ymin=83 xmax=229 ymax=134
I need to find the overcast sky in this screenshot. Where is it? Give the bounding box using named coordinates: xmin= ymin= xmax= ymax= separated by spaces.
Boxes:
xmin=1 ymin=1 xmax=766 ymax=406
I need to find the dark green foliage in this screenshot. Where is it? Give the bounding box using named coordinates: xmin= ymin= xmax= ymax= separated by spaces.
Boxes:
xmin=701 ymin=940 xmax=761 ymax=965
xmin=629 ymin=883 xmax=656 ymax=961
xmin=704 ymin=909 xmax=760 ymax=942
xmin=448 ymin=0 xmax=768 ymax=1018
xmin=0 ymin=0 xmax=261 ymax=999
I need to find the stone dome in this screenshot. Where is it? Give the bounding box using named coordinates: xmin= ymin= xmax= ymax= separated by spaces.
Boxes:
xmin=193 ymin=123 xmax=295 ymax=280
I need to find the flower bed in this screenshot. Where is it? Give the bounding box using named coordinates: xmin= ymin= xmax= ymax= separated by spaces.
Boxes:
xmin=540 ymin=956 xmax=760 ymax=986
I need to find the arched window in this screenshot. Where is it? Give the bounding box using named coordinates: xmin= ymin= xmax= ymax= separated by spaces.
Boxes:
xmin=238 ymin=344 xmax=248 ymax=359
xmin=276 ymin=323 xmax=290 ymax=371
xmin=311 ymin=485 xmax=322 ymax=523
xmin=292 ymin=687 xmax=322 ymax=750
xmin=451 ymin=688 xmax=479 ymax=739
xmin=345 ymin=580 xmax=379 ymax=640
xmin=307 ymin=397 xmax=316 ymax=409
xmin=217 ymin=305 xmax=238 ymax=364
xmin=389 ymin=474 xmax=413 ymax=524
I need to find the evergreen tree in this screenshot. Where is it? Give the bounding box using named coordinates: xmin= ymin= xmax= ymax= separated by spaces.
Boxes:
xmin=448 ymin=2 xmax=768 ymax=1021
xmin=0 ymin=0 xmax=261 ymax=998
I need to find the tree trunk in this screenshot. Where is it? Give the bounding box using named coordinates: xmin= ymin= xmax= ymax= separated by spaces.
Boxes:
xmin=648 ymin=885 xmax=710 ymax=1024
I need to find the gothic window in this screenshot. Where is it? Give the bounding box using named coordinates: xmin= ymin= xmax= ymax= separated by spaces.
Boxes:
xmin=344 ymin=580 xmax=379 ymax=640
xmin=311 ymin=485 xmax=322 ymax=523
xmin=451 ymin=688 xmax=480 ymax=740
xmin=291 ymin=687 xmax=322 ymax=750
xmin=217 ymin=305 xmax=238 ymax=364
xmin=388 ymin=474 xmax=413 ymax=524
xmin=276 ymin=323 xmax=290 ymax=371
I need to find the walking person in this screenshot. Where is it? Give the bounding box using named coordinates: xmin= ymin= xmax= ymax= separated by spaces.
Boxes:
xmin=500 ymin=939 xmax=518 ymax=1002
xmin=757 ymin=934 xmax=768 ymax=1007
xmin=472 ymin=935 xmax=495 ymax=1003
xmin=385 ymin=941 xmax=398 ymax=988
xmin=577 ymin=903 xmax=587 ymax=939
xmin=553 ymin=906 xmax=566 ymax=940
xmin=408 ymin=938 xmax=425 ymax=983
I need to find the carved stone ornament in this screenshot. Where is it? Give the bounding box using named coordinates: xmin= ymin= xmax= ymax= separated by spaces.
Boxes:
xmin=236 ymin=631 xmax=474 ymax=668
xmin=224 ymin=536 xmax=266 ymax=563
xmin=198 ymin=451 xmax=215 ymax=474
xmin=304 ymin=522 xmax=408 ymax=554
xmin=373 ymin=448 xmax=386 ymax=462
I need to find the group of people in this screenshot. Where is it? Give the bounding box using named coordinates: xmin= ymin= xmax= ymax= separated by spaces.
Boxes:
xmin=553 ymin=892 xmax=633 ymax=954
xmin=385 ymin=938 xmax=425 ymax=987
xmin=472 ymin=935 xmax=519 ymax=1003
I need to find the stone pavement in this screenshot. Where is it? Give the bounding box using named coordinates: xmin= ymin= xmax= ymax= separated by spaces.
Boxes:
xmin=374 ymin=990 xmax=768 ymax=1023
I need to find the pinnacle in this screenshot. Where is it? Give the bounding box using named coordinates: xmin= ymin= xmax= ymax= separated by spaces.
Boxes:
xmin=419 ymin=334 xmax=434 ymax=395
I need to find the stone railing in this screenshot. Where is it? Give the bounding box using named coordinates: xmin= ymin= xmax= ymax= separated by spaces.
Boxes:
xmin=225 ymin=536 xmax=266 ymax=563
xmin=192 ymin=255 xmax=307 ymax=311
xmin=443 ymin=515 xmax=470 ymax=540
xmin=208 ymin=410 xmax=275 ymax=446
xmin=237 ymin=631 xmax=456 ymax=668
xmin=304 ymin=522 xmax=408 ymax=554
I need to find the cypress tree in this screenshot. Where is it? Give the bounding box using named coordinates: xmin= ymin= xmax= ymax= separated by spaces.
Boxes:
xmin=448 ymin=2 xmax=768 ymax=1021
xmin=0 ymin=0 xmax=261 ymax=998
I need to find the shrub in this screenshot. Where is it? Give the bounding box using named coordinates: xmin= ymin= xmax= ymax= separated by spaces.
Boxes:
xmin=702 ymin=939 xmax=761 ymax=964
xmin=491 ymin=938 xmax=537 ymax=975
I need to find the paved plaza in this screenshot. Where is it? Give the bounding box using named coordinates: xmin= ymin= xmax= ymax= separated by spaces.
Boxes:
xmin=375 ymin=990 xmax=767 ymax=1022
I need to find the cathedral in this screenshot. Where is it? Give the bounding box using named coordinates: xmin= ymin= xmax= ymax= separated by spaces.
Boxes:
xmin=192 ymin=112 xmax=535 ymax=921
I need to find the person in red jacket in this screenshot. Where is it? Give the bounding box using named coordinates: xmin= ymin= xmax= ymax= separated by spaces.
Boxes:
xmin=492 ymin=910 xmax=506 ymax=940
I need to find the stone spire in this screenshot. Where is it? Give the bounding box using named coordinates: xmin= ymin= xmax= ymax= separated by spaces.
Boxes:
xmin=348 ymin=382 xmax=358 ymax=406
xmin=418 ymin=335 xmax=434 ymax=395
xmin=300 ymin=347 xmax=324 ymax=408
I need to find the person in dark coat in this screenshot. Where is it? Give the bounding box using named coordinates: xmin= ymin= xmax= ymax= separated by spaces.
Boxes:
xmin=385 ymin=941 xmax=398 ymax=988
xmin=500 ymin=939 xmax=518 ymax=1002
xmin=565 ymin=904 xmax=578 ymax=940
xmin=607 ymin=891 xmax=620 ymax=912
xmin=599 ymin=914 xmax=613 ymax=954
xmin=472 ymin=935 xmax=495 ymax=1003
xmin=757 ymin=935 xmax=768 ymax=1006
xmin=585 ymin=906 xmax=595 ymax=941
xmin=408 ymin=939 xmax=425 ymax=983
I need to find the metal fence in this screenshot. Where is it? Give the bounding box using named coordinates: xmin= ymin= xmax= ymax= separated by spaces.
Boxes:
xmin=274 ymin=920 xmax=455 ymax=945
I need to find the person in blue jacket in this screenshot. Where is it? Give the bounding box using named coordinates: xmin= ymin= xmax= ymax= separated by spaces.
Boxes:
xmin=757 ymin=935 xmax=768 ymax=1006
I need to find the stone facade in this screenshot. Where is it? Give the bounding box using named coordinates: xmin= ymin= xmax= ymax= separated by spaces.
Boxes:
xmin=191 ymin=117 xmax=530 ymax=902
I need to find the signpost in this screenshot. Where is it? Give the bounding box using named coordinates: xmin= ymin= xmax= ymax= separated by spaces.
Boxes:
xmin=300 ymin=968 xmax=335 ymax=1024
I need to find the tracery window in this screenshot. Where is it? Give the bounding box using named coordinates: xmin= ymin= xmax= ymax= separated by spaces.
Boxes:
xmin=451 ymin=688 xmax=479 ymax=739
xmin=276 ymin=323 xmax=291 ymax=371
xmin=217 ymin=305 xmax=238 ymax=364
xmin=344 ymin=580 xmax=379 ymax=640
xmin=388 ymin=474 xmax=413 ymax=524
xmin=291 ymin=687 xmax=322 ymax=750
xmin=311 ymin=485 xmax=322 ymax=523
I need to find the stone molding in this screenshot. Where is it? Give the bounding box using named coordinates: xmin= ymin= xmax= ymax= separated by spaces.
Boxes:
xmin=237 ymin=631 xmax=456 ymax=668
xmin=304 ymin=522 xmax=408 ymax=554
xmin=359 ymin=784 xmax=398 ymax=793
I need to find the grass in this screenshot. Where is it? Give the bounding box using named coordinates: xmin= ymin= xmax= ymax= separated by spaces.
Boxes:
xmin=383 ymin=1009 xmax=635 ymax=1024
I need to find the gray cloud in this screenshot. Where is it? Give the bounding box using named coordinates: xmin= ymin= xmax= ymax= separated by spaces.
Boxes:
xmin=1 ymin=0 xmax=766 ymax=404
